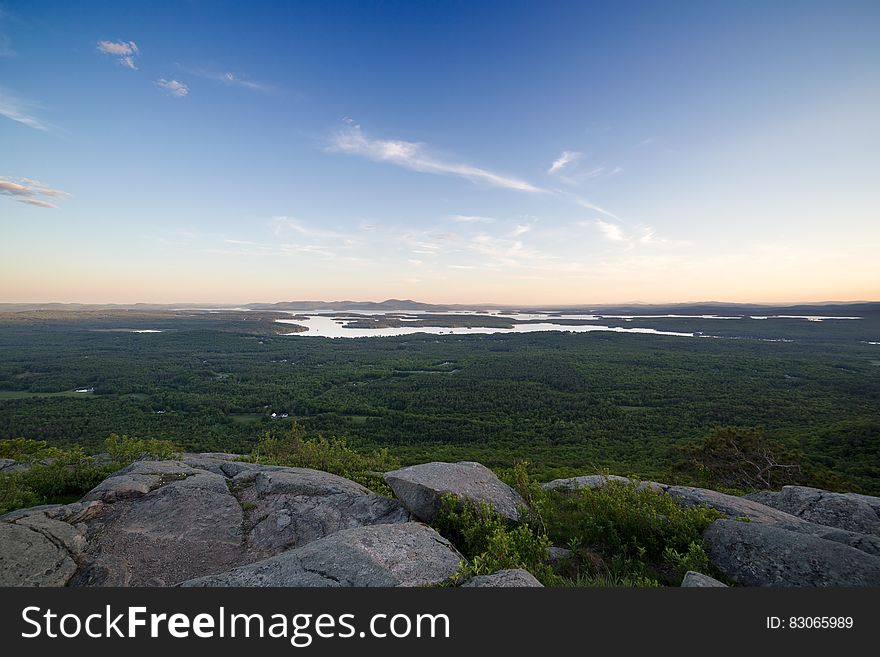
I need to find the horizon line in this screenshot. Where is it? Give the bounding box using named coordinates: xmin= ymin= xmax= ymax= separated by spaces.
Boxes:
xmin=1 ymin=298 xmax=878 ymax=308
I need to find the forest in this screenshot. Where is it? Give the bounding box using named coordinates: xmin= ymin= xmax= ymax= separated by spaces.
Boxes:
xmin=0 ymin=309 xmax=878 ymax=493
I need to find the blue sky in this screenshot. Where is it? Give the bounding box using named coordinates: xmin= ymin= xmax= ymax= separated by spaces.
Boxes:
xmin=1 ymin=0 xmax=878 ymax=304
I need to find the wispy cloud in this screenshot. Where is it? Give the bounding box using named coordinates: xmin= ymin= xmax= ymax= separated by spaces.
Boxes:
xmin=467 ymin=233 xmax=556 ymax=268
xmin=592 ymin=219 xmax=626 ymax=242
xmin=97 ymin=40 xmax=139 ymax=69
xmin=0 ymin=87 xmax=49 ymax=130
xmin=329 ymin=123 xmax=545 ymax=193
xmin=155 ymin=79 xmax=189 ymax=97
xmin=271 ymin=216 xmax=352 ymax=241
xmin=218 ymin=237 xmax=341 ymax=260
xmin=548 ymin=150 xmax=582 ymax=175
xmin=511 ymin=224 xmax=531 ymax=237
xmin=449 ymin=214 xmax=495 ymax=224
xmin=0 ymin=177 xmax=68 ymax=209
xmin=400 ymin=230 xmax=460 ymax=257
xmin=186 ymin=68 xmax=270 ymax=92
xmin=584 ymin=219 xmax=688 ymax=250
xmin=567 ymin=193 xmax=619 ymax=220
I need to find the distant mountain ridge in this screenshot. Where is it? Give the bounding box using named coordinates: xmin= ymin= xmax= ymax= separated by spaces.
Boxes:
xmin=1 ymin=299 xmax=878 ymax=317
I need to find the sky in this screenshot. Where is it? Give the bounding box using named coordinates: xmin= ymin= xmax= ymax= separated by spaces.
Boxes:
xmin=1 ymin=0 xmax=879 ymax=305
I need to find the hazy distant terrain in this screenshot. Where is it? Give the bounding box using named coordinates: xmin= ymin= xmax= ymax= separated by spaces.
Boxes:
xmin=0 ymin=301 xmax=877 ymax=493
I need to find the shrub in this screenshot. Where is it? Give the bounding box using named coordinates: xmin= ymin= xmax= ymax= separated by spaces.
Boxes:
xmin=0 ymin=435 xmax=181 ymax=515
xmin=432 ymin=494 xmax=558 ymax=585
xmin=105 ymin=433 xmax=178 ymax=462
xmin=677 ymin=426 xmax=806 ymax=491
xmin=0 ymin=437 xmax=64 ymax=462
xmin=249 ymin=422 xmax=400 ymax=495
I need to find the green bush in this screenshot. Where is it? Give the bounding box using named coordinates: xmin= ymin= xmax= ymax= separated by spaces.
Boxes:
xmin=432 ymin=494 xmax=558 ymax=585
xmin=539 ymin=480 xmax=721 ymax=584
xmin=430 ymin=463 xmax=722 ymax=587
xmin=249 ymin=422 xmax=400 ymax=495
xmin=105 ymin=433 xmax=178 ymax=462
xmin=0 ymin=435 xmax=181 ymax=516
xmin=0 ymin=437 xmax=64 ymax=462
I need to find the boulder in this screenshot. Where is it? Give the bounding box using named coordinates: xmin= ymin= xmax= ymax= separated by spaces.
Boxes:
xmin=542 ymin=474 xmax=631 ymax=490
xmin=542 ymin=474 xmax=668 ymax=493
xmin=0 ymin=523 xmax=77 ymax=586
xmin=667 ymin=485 xmax=802 ymax=524
xmin=240 ymin=468 xmax=410 ymax=558
xmin=680 ymin=571 xmax=727 ymax=587
xmin=743 ymin=486 xmax=880 ymax=536
xmin=1 ymin=457 xmax=414 ymax=586
xmin=384 ymin=461 xmax=525 ymax=522
xmin=181 ymin=523 xmax=463 ymax=587
xmin=547 ymin=546 xmax=573 ymax=566
xmin=668 ymin=485 xmax=880 ymax=556
xmin=703 ymin=519 xmax=880 ymax=587
xmin=461 ymin=569 xmax=543 ymax=587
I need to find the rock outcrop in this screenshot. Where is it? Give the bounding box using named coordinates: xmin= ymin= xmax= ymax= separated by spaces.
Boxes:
xmin=667 ymin=485 xmax=880 ymax=557
xmin=182 ymin=523 xmax=462 ymax=587
xmin=384 ymin=461 xmax=525 ymax=522
xmin=680 ymin=571 xmax=727 ymax=587
xmin=461 ymin=569 xmax=543 ymax=587
xmin=703 ymin=519 xmax=880 ymax=586
xmin=541 ymin=471 xmax=880 ymax=586
xmin=4 ymin=454 xmax=880 ymax=588
xmin=743 ymin=486 xmax=880 ymax=536
xmin=542 ymin=474 xmax=667 ymax=493
xmin=0 ymin=456 xmax=411 ymax=587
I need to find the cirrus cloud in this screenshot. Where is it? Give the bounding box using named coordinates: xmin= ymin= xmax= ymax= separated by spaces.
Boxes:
xmin=329 ymin=123 xmax=545 ymax=193
xmin=548 ymin=150 xmax=582 ymax=175
xmin=155 ymin=79 xmax=189 ymax=97
xmin=0 ymin=177 xmax=68 ymax=209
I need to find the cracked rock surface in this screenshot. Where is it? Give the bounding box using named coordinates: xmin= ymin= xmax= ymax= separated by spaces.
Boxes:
xmin=181 ymin=522 xmax=463 ymax=587
xmin=743 ymin=486 xmax=880 ymax=536
xmin=0 ymin=455 xmax=410 ymax=586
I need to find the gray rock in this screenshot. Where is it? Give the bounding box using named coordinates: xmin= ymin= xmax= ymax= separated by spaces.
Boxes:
xmin=0 ymin=504 xmax=64 ymax=522
xmin=241 ymin=468 xmax=410 ymax=558
xmin=178 ymin=452 xmax=242 ymax=474
xmin=461 ymin=569 xmax=543 ymax=587
xmin=0 ymin=459 xmax=33 ymax=474
xmin=72 ymin=466 xmax=245 ymax=586
xmin=668 ymin=485 xmax=880 ymax=556
xmin=542 ymin=474 xmax=631 ymax=490
xmin=3 ymin=457 xmax=414 ymax=587
xmin=681 ymin=571 xmax=727 ymax=587
xmin=547 ymin=546 xmax=573 ymax=565
xmin=703 ymin=519 xmax=880 ymax=586
xmin=384 ymin=461 xmax=525 ymax=522
xmin=542 ymin=474 xmax=668 ymax=493
xmin=743 ymin=486 xmax=880 ymax=536
xmin=181 ymin=523 xmax=463 ymax=587
xmin=846 ymin=492 xmax=880 ymax=516
xmin=741 ymin=490 xmax=778 ymax=507
xmin=0 ymin=523 xmax=77 ymax=586
xmin=667 ymin=485 xmax=802 ymax=524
